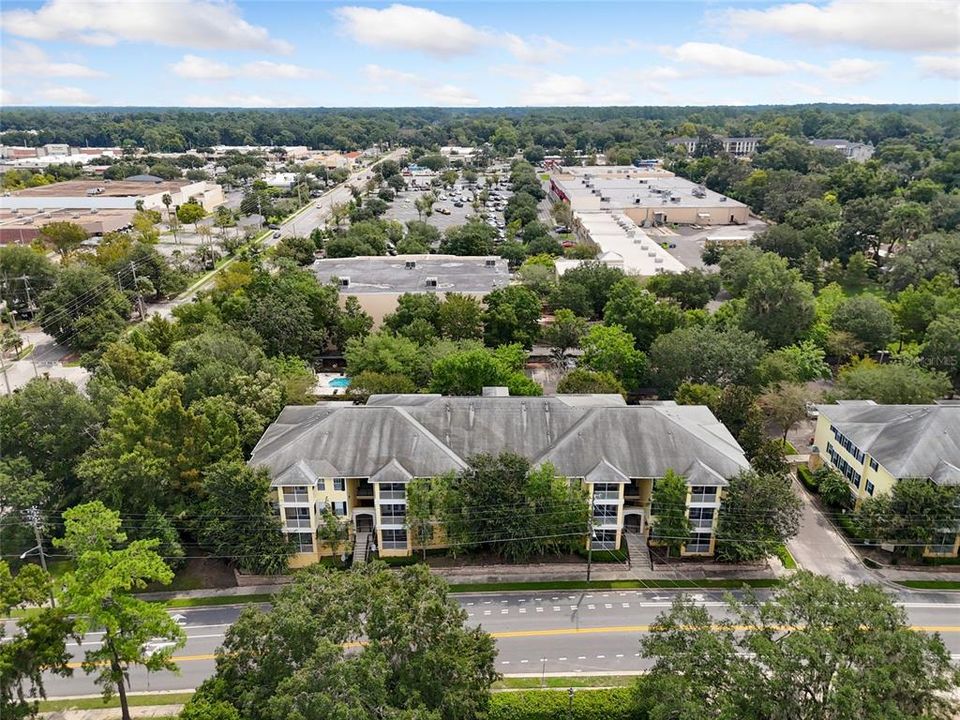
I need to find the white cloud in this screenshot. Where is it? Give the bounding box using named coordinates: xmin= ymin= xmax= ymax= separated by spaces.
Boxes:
xmin=1 ymin=41 xmax=105 ymax=79
xmin=169 ymin=54 xmax=320 ymax=80
xmin=0 ymin=88 xmax=20 ymax=104
xmin=915 ymin=54 xmax=960 ymax=79
xmin=661 ymin=42 xmax=793 ymax=76
xmin=35 ymin=86 xmax=99 ymax=104
xmin=798 ymin=57 xmax=886 ymax=84
xmin=362 ymin=64 xmax=478 ymax=106
xmin=726 ymin=0 xmax=959 ymax=52
xmin=170 ymin=54 xmax=234 ymax=80
xmin=524 ymin=73 xmax=630 ymax=106
xmin=335 ymin=4 xmax=566 ymax=64
xmin=502 ymin=33 xmax=571 ymax=64
xmin=335 ymin=4 xmax=488 ymax=58
xmin=1 ymin=0 xmax=292 ymax=53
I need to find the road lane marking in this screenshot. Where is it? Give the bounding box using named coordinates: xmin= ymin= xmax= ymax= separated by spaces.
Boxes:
xmin=65 ymin=625 xmax=960 ymax=666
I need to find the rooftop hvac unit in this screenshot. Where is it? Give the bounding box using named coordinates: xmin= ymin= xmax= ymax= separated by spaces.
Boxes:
xmin=339 ymin=276 xmax=350 ymax=288
xmin=640 ymin=244 xmax=649 ymax=250
xmin=633 ymin=238 xmax=643 ymax=244
xmin=405 ymin=260 xmax=416 ymax=269
xmin=648 ymin=251 xmax=656 ymax=257
xmin=90 ymin=208 xmax=99 ymax=214
xmin=600 ymin=196 xmax=609 ymax=202
xmin=634 ymin=198 xmax=642 ymax=204
xmin=484 ymin=258 xmax=496 ymax=267
xmin=670 ymin=197 xmax=680 ymax=203
xmin=24 ymin=217 xmax=34 ymax=224
xmin=72 ymin=213 xmax=81 ymax=219
xmin=654 ymin=257 xmax=663 ymax=264
xmin=425 ymin=277 xmax=438 ymax=288
xmin=720 ymin=196 xmax=728 ymax=202
xmin=10 ymin=208 xmax=19 ymax=215
xmin=40 ymin=212 xmax=51 ymax=218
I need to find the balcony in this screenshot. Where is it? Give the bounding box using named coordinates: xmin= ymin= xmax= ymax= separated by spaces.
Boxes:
xmin=592 ymin=490 xmax=620 ymax=501
xmin=689 ymin=493 xmax=718 ymax=505
xmin=690 ymin=517 xmax=714 ymax=530
xmin=379 ymin=490 xmax=406 ymax=501
xmin=282 ymin=492 xmax=310 ymax=505
xmin=284 ymin=518 xmax=311 ymax=531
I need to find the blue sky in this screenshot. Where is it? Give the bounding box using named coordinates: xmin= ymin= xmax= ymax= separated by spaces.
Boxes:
xmin=1 ymin=0 xmax=958 ymax=107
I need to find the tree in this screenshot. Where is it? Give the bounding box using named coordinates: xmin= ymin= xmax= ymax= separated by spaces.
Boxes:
xmin=347 ymin=370 xmax=416 ymax=400
xmin=715 ymin=470 xmax=801 ymax=562
xmin=550 ymin=262 xmax=625 ymax=319
xmin=0 ymin=562 xmax=74 ymax=720
xmin=815 ymin=467 xmax=852 ymax=509
xmin=414 ymin=192 xmax=436 ymax=221
xmin=0 ymin=377 xmax=99 ymax=506
xmin=542 ymin=308 xmax=586 ymax=360
xmin=438 ymin=453 xmax=587 ymax=561
xmin=831 ymin=295 xmax=899 ymax=353
xmin=345 ymin=331 xmax=423 ymax=387
xmin=922 ymin=312 xmax=960 ymax=389
xmin=758 ymin=382 xmax=809 ymax=443
xmin=638 ymin=572 xmax=959 ymax=720
xmin=579 ymin=324 xmax=648 ymax=392
xmin=38 ymin=221 xmax=87 ymax=258
xmin=649 ymin=325 xmax=765 ymax=394
xmin=646 ymin=268 xmax=722 ymax=309
xmin=38 ymin=263 xmax=131 ymax=353
xmin=198 ymin=461 xmax=292 ymax=575
xmin=55 ymin=502 xmax=185 ymax=720
xmin=186 ymin=563 xmax=498 ymax=720
xmin=429 ymin=347 xmax=541 ymax=397
xmin=314 ymin=507 xmax=350 ymax=556
xmin=740 ymin=254 xmax=816 ymax=348
xmin=835 ymin=358 xmax=951 ymax=404
xmin=0 ymin=245 xmax=57 ymax=310
xmin=602 ymin=278 xmax=684 ymax=351
xmin=271 ymin=235 xmax=315 ymax=266
xmin=441 ymin=220 xmax=497 ymax=256
xmin=438 ymin=293 xmax=484 ymax=341
xmin=856 ymin=479 xmax=960 ymax=558
xmin=650 ymin=470 xmax=692 ymax=556
xmin=483 ymin=285 xmax=542 ymax=349
xmin=557 ymin=368 xmax=624 ymax=395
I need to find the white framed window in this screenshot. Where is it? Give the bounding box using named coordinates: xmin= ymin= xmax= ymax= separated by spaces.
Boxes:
xmin=316 ymin=478 xmax=326 ymax=491
xmin=282 ymin=486 xmax=309 ymax=503
xmin=382 ymin=529 xmax=408 ymax=549
xmin=292 ymin=532 xmax=313 ymax=553
xmin=331 ymin=501 xmax=347 ymax=517
xmin=686 ymin=532 xmax=712 ymax=553
xmin=333 ymin=478 xmax=346 ymax=492
xmin=284 ymin=506 xmax=311 ymax=529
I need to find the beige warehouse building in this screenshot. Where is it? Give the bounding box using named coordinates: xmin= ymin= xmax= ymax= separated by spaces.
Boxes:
xmin=550 ymin=166 xmax=749 ymax=226
xmin=312 ymin=254 xmax=509 ymax=326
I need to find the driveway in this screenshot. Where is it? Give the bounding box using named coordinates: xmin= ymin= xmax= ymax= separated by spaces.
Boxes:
xmin=787 ymin=477 xmax=876 ymax=584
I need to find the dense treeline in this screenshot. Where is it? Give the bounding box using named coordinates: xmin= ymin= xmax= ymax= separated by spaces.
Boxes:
xmin=2 ymin=104 xmax=957 ymax=153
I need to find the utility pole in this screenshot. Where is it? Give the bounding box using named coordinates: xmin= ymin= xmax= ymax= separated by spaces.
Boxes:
xmin=25 ymin=507 xmax=55 ymax=607
xmin=586 ymin=515 xmax=593 ymax=582
xmin=129 ymin=262 xmax=145 ymax=319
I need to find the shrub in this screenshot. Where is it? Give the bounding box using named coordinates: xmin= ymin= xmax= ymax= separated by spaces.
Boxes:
xmin=489 ymin=688 xmax=637 ymax=720
xmin=797 ymin=465 xmax=817 ymax=491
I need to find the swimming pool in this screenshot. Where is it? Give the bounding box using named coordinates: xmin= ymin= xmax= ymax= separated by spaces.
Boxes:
xmin=329 ymin=377 xmax=351 ymax=389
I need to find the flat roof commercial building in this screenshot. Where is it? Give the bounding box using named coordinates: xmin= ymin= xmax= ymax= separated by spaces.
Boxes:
xmin=550 ymin=166 xmax=749 ymax=226
xmin=312 ymin=254 xmax=508 ymax=326
xmin=0 ymin=177 xmax=225 ymax=214
xmin=0 ymin=207 xmax=135 ymax=245
xmin=565 ymin=212 xmax=686 ymax=276
xmin=251 ymin=393 xmax=750 ymax=566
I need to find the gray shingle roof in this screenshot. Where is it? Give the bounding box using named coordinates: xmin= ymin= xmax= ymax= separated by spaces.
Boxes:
xmin=251 ymin=395 xmax=749 ymax=487
xmin=817 ymin=403 xmax=960 ymax=483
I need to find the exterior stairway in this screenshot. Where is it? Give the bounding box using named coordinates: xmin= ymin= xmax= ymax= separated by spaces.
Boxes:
xmin=352 ymin=531 xmax=371 ymax=568
xmin=624 ymin=529 xmax=652 ymax=570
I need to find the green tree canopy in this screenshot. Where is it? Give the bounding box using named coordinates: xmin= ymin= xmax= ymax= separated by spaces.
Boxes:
xmin=186 ymin=563 xmax=498 ymax=720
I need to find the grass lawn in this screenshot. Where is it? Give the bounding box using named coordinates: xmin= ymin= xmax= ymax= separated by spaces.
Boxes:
xmin=38 ymin=692 xmax=193 ymax=712
xmin=780 ymin=439 xmax=799 ymax=454
xmin=449 ymin=578 xmax=779 ymax=593
xmin=775 ymin=545 xmax=798 ymax=570
xmin=897 ymin=580 xmax=960 ymax=590
xmin=494 ymin=675 xmax=637 ymax=690
xmin=164 ymin=592 xmax=274 ymax=609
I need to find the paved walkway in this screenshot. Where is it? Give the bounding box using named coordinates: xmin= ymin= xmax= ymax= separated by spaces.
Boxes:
xmin=43 ymin=705 xmax=183 ymax=720
xmin=787 ymin=477 xmax=876 ymax=584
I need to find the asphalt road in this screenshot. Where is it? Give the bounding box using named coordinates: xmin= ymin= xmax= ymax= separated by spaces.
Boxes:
xmin=32 ymin=588 xmax=960 ymax=697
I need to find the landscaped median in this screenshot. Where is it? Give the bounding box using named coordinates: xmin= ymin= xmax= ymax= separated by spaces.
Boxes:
xmin=151 ymin=577 xmax=782 ymax=609
xmin=39 ymin=683 xmax=639 ymax=719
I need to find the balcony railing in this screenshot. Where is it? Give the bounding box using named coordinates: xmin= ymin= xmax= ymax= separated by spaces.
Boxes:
xmin=592 ymin=490 xmax=620 ymax=501
xmin=282 ymin=492 xmax=310 ymax=504
xmin=690 ymin=517 xmax=714 ymax=530
xmin=284 ymin=518 xmax=311 ymax=530
xmin=379 ymin=490 xmax=406 ymax=500
xmin=689 ymin=493 xmax=718 ymax=504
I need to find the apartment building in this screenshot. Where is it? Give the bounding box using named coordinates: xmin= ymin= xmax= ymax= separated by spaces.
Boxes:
xmin=667 ymin=136 xmax=761 ymax=157
xmin=809 ymin=138 xmax=875 ymax=162
xmin=812 ymin=401 xmax=960 ymax=557
xmin=250 ymin=392 xmax=750 ymax=567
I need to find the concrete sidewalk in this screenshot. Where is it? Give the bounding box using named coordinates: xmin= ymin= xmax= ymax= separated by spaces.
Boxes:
xmin=43 ymin=705 xmax=183 ymax=720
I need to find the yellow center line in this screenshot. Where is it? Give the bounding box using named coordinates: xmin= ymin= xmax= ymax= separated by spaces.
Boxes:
xmin=65 ymin=625 xmax=960 ymax=666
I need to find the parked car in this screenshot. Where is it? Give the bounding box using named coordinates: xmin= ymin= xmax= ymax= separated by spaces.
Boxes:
xmin=272 ymin=231 xmax=281 ymax=238
xmin=453 ymin=201 xmax=464 ymax=207
xmin=267 ymin=223 xmax=280 ymax=230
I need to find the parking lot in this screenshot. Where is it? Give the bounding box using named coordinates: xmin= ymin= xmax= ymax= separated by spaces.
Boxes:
xmin=385 ymin=175 xmax=514 ymax=244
